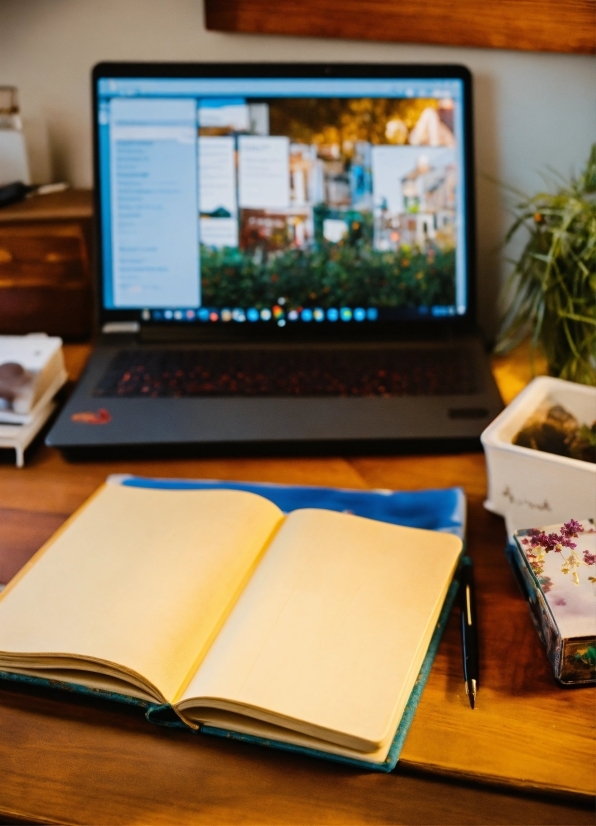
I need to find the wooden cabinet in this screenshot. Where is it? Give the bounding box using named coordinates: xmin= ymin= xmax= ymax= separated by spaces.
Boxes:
xmin=0 ymin=190 xmax=94 ymax=339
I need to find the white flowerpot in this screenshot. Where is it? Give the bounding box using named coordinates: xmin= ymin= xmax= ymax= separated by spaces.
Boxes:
xmin=481 ymin=376 xmax=596 ymax=539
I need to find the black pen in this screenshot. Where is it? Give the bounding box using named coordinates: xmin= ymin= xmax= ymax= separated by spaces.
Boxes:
xmin=460 ymin=561 xmax=479 ymax=709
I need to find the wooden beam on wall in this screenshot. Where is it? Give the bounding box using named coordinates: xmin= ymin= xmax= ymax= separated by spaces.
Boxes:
xmin=205 ymin=0 xmax=596 ymax=54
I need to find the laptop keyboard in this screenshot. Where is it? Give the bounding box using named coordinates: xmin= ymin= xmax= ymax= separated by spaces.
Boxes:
xmin=93 ymin=346 xmax=478 ymax=399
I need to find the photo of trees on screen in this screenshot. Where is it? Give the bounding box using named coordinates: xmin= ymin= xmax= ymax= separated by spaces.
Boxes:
xmin=197 ymin=96 xmax=458 ymax=313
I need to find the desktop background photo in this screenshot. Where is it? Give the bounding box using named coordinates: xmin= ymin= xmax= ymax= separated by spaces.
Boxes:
xmin=197 ymin=95 xmax=458 ymax=318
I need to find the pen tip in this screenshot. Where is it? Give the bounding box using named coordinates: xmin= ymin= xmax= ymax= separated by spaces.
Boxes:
xmin=465 ymin=679 xmax=477 ymax=710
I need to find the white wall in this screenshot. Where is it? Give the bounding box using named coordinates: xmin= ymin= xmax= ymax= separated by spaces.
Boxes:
xmin=0 ymin=0 xmax=594 ymax=335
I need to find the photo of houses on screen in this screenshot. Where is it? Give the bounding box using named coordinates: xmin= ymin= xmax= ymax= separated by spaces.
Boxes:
xmin=197 ymin=96 xmax=458 ymax=316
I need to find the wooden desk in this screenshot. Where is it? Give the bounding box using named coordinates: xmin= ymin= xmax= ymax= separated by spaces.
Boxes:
xmin=0 ymin=346 xmax=593 ymax=825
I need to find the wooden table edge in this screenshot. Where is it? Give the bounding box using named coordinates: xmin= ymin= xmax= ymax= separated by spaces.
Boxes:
xmin=0 ymin=189 xmax=92 ymax=223
xmin=399 ymin=758 xmax=596 ymax=803
xmin=0 ymin=805 xmax=66 ymax=826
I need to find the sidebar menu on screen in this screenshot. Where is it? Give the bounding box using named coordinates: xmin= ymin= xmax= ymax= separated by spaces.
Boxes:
xmin=109 ymin=97 xmax=199 ymax=308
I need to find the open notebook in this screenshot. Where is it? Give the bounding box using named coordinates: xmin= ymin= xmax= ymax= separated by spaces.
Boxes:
xmin=0 ymin=479 xmax=463 ymax=769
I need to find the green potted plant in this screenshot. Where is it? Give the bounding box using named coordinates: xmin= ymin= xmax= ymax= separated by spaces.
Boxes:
xmin=496 ymin=144 xmax=596 ymax=385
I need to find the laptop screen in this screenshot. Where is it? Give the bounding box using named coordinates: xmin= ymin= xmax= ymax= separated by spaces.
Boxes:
xmin=95 ymin=69 xmax=470 ymax=329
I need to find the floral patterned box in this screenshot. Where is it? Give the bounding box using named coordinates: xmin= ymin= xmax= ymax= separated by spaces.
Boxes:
xmin=510 ymin=519 xmax=596 ymax=685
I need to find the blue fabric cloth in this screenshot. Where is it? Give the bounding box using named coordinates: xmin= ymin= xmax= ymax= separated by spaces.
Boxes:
xmin=118 ymin=475 xmax=466 ymax=539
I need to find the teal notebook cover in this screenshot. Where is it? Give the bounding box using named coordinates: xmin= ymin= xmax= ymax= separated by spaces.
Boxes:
xmin=0 ymin=476 xmax=466 ymax=772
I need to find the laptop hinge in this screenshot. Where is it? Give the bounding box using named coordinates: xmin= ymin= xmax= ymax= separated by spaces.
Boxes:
xmin=102 ymin=321 xmax=140 ymax=334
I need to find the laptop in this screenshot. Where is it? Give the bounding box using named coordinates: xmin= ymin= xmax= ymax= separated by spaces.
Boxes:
xmin=46 ymin=62 xmax=503 ymax=458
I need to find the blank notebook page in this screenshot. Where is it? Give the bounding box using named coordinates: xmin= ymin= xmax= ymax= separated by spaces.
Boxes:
xmin=180 ymin=508 xmax=462 ymax=751
xmin=0 ymin=485 xmax=282 ymax=703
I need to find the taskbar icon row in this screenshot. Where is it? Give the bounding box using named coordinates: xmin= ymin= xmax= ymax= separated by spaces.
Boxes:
xmin=144 ymin=306 xmax=380 ymax=325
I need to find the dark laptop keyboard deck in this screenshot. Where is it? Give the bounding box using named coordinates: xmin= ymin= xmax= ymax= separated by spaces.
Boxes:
xmin=93 ymin=347 xmax=478 ymax=398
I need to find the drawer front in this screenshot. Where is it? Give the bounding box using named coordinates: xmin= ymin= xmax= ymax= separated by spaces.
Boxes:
xmin=0 ymin=260 xmax=89 ymax=286
xmin=0 ymin=222 xmax=92 ymax=338
xmin=0 ymin=223 xmax=90 ymax=285
xmin=0 ymin=284 xmax=92 ymax=338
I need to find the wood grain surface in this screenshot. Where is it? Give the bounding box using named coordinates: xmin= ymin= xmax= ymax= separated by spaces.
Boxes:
xmin=204 ymin=0 xmax=596 ymax=54
xmin=0 ymin=345 xmax=593 ymax=825
xmin=0 ymin=190 xmax=93 ymax=224
xmin=0 ymin=191 xmax=94 ymax=339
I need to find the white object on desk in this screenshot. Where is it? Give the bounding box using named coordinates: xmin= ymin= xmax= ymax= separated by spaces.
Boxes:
xmin=0 ymin=400 xmax=56 ymax=467
xmin=481 ymin=376 xmax=596 ymax=539
xmin=0 ymin=334 xmax=66 ymax=422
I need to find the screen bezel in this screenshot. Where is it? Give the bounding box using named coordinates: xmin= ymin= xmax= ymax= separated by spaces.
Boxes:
xmin=92 ymin=62 xmax=477 ymax=342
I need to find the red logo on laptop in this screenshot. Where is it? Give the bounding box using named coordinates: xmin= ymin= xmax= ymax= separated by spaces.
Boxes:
xmin=71 ymin=408 xmax=112 ymax=425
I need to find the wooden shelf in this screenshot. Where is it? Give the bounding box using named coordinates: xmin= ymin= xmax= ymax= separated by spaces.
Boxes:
xmin=0 ymin=189 xmax=92 ymax=224
xmin=205 ymin=0 xmax=596 ymax=54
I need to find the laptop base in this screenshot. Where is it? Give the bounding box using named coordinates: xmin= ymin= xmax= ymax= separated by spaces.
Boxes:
xmin=57 ymin=436 xmax=486 ymax=463
xmin=47 ymin=336 xmax=503 ymax=457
